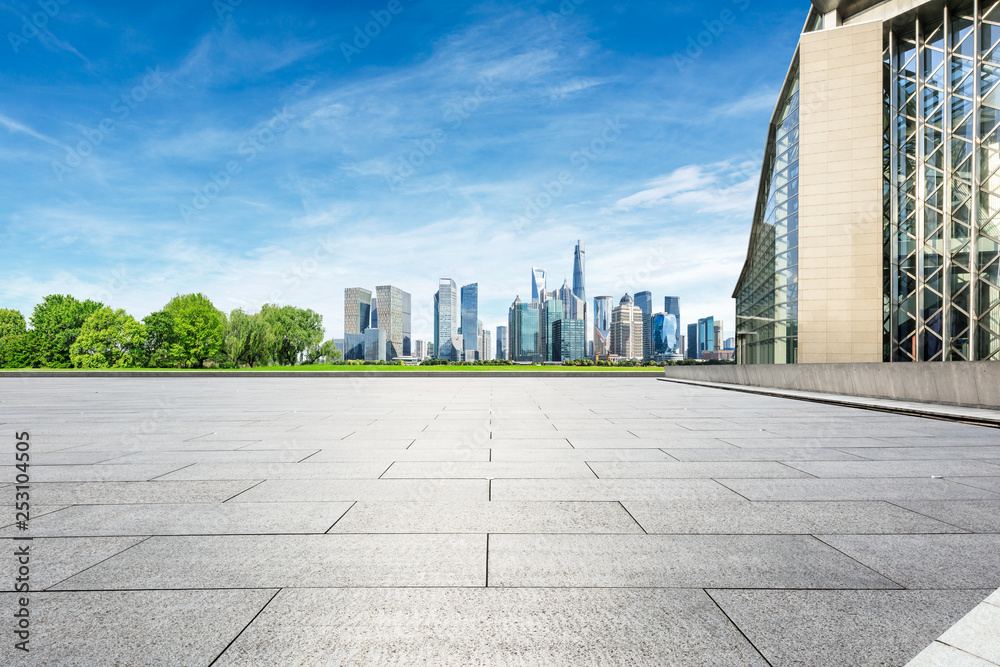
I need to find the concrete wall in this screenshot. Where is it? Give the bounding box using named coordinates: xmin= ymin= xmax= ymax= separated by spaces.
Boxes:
xmin=797 ymin=21 xmax=884 ymax=363
xmin=663 ymin=362 xmax=1000 ymax=410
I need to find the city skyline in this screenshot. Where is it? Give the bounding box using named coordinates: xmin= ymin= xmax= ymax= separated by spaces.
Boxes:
xmin=0 ymin=1 xmax=806 ymax=346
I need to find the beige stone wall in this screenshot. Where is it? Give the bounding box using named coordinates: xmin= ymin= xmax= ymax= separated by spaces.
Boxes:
xmin=797 ymin=20 xmax=884 ymax=363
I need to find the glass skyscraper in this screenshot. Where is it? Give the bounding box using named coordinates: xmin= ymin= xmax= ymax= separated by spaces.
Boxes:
xmin=509 ymin=296 xmax=541 ymax=363
xmin=434 ymin=279 xmax=460 ymax=361
xmin=554 ymin=318 xmax=586 ymax=361
xmin=344 ymin=287 xmax=372 ymax=336
xmin=531 ymin=267 xmax=546 ymax=304
xmin=698 ymin=316 xmax=716 ymax=357
xmin=541 ymin=297 xmax=563 ymax=362
xmin=375 ymin=285 xmax=411 ymax=360
xmin=593 ymin=295 xmax=613 ymax=357
xmin=635 ymin=291 xmax=653 ymax=362
xmin=496 ymin=325 xmax=508 ymax=360
xmin=461 ymin=283 xmax=479 ymax=360
xmin=687 ymin=322 xmax=698 ymax=360
xmin=370 ymin=297 xmax=378 ymax=330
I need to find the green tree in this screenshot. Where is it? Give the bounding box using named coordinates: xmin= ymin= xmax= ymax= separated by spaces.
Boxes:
xmin=260 ymin=304 xmax=324 ymax=366
xmin=306 ymin=339 xmax=342 ymax=364
xmin=141 ymin=310 xmax=177 ymax=368
xmin=161 ymin=294 xmax=226 ymax=368
xmin=223 ymin=308 xmax=276 ymax=367
xmin=30 ymin=295 xmax=104 ymax=368
xmin=0 ymin=331 xmax=42 ymax=368
xmin=0 ymin=309 xmax=26 ymax=341
xmin=70 ymin=308 xmax=147 ymax=369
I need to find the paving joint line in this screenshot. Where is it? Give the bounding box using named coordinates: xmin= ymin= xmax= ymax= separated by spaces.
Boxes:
xmin=208 ymin=588 xmax=281 ymax=666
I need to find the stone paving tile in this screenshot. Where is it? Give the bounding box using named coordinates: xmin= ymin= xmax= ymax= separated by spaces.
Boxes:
xmin=951 ymin=477 xmax=1000 ymax=494
xmin=0 ymin=464 xmax=187 ymax=483
xmin=156 ymin=461 xmax=391 ymax=480
xmin=906 ymin=642 xmax=998 ymax=666
xmin=488 ymin=534 xmax=899 ymax=588
xmin=490 ymin=448 xmax=676 ymax=462
xmin=0 ymin=536 xmax=146 ymax=589
xmin=589 ymin=461 xmax=812 ymax=479
xmin=721 ymin=437 xmax=893 ymax=448
xmin=783 ymin=460 xmax=1000 ymax=478
xmin=271 ymin=437 xmax=414 ymax=449
xmin=53 ymin=534 xmax=486 ymax=589
xmin=567 ymin=437 xmax=728 ymax=449
xmin=932 ymin=600 xmax=1000 ymax=664
xmin=718 ymin=477 xmax=1000 ymax=501
xmin=409 ymin=437 xmax=571 ymax=450
xmin=894 ymin=501 xmax=1000 ymax=533
xmin=69 ymin=439 xmax=263 ymax=452
xmin=0 ymin=589 xmax=276 ymax=666
xmin=307 ymin=448 xmax=490 ymax=462
xmin=29 ymin=480 xmax=260 ymax=504
xmin=28 ymin=452 xmax=130 ymax=465
xmin=330 ymin=501 xmax=643 ymax=534
xmin=839 ymin=446 xmax=1000 ymax=461
xmin=381 ymin=461 xmax=596 ymax=479
xmin=710 ymin=589 xmax=994 ymax=667
xmin=491 ymin=478 xmax=747 ymax=502
xmin=3 ymin=502 xmax=353 ymax=537
xmin=105 ymin=449 xmax=317 ymax=464
xmin=212 ymin=588 xmax=768 ymax=667
xmin=665 ymin=447 xmax=865 ymax=461
xmin=231 ymin=478 xmax=489 ymax=502
xmin=819 ymin=534 xmax=1000 ymax=589
xmin=622 ymin=501 xmax=961 ymax=535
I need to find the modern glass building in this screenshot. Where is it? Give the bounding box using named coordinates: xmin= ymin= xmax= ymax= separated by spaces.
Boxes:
xmin=635 ymin=291 xmax=653 ymax=362
xmin=611 ymin=294 xmax=643 ymax=360
xmin=434 ymin=279 xmax=460 ymax=361
xmin=344 ymin=288 xmax=372 ymax=336
xmin=573 ymin=240 xmax=592 ymax=357
xmin=652 ymin=310 xmax=683 ymax=360
xmin=593 ymin=295 xmax=613 ymax=357
xmin=461 ymin=283 xmax=479 ymax=361
xmin=687 ymin=322 xmax=698 ymax=359
xmin=541 ymin=297 xmax=564 ymax=362
xmin=375 ymin=285 xmax=411 ymax=360
xmin=531 ymin=267 xmax=546 ymax=304
xmin=509 ymin=296 xmax=542 ymax=363
xmin=698 ymin=316 xmax=716 ymax=358
xmin=370 ymin=297 xmax=378 ymax=330
xmin=736 ymin=0 xmax=1000 ymax=364
xmin=496 ymin=325 xmax=508 ymax=360
xmin=554 ymin=319 xmax=586 ymax=361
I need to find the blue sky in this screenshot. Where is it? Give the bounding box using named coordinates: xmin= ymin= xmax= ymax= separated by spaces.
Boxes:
xmin=1 ymin=0 xmax=806 ymax=343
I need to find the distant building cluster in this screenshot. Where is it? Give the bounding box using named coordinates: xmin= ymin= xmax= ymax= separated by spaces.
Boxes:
xmin=343 ymin=240 xmax=732 ymax=363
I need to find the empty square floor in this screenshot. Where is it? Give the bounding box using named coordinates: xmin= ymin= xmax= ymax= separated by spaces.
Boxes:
xmin=2 ymin=376 xmax=999 ymax=666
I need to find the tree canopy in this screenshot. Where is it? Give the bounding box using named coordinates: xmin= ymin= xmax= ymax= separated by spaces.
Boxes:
xmin=260 ymin=304 xmax=324 ymax=366
xmin=30 ymin=295 xmax=104 ymax=368
xmin=70 ymin=308 xmax=147 ymax=369
xmin=162 ymin=293 xmax=226 ymax=368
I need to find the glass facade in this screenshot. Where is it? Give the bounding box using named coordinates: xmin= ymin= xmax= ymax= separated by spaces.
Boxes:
xmin=496 ymin=325 xmax=508 ymax=360
xmin=885 ymin=0 xmax=1000 ymax=362
xmin=344 ymin=287 xmax=372 ymax=336
xmin=375 ymin=285 xmax=411 ymax=360
xmin=509 ymin=298 xmax=541 ymax=363
xmin=541 ymin=298 xmax=563 ymax=362
xmin=735 ymin=63 xmax=800 ymax=365
xmin=554 ymin=319 xmax=586 ymax=361
xmin=461 ymin=283 xmax=479 ymax=360
xmin=435 ymin=279 xmax=459 ymax=360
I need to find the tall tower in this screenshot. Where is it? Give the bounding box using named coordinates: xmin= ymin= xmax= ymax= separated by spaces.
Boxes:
xmin=593 ymin=295 xmax=614 ymax=357
xmin=435 ymin=279 xmax=459 ymax=360
xmin=635 ymin=291 xmax=653 ymax=362
xmin=375 ymin=285 xmax=411 ymax=360
xmin=461 ymin=283 xmax=479 ymax=360
xmin=344 ymin=288 xmax=372 ymax=336
xmin=531 ymin=267 xmax=546 ymax=304
xmin=572 ymin=240 xmax=585 ymax=303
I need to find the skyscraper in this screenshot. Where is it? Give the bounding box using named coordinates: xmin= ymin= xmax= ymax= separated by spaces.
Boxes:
xmin=660 ymin=297 xmax=683 ymax=360
xmin=611 ymin=294 xmax=643 ymax=360
xmin=509 ymin=296 xmax=541 ymax=363
xmin=375 ymin=285 xmax=411 ymax=360
xmin=541 ymin=296 xmax=563 ymax=362
xmin=531 ymin=267 xmax=546 ymax=304
xmin=496 ymin=325 xmax=508 ymax=360
xmin=687 ymin=323 xmax=698 ymax=359
xmin=461 ymin=283 xmax=479 ymax=361
xmin=554 ymin=319 xmax=586 ymax=361
xmin=594 ymin=295 xmax=614 ymax=357
xmin=635 ymin=291 xmax=653 ymax=362
xmin=370 ymin=297 xmax=378 ymax=330
xmin=698 ymin=316 xmax=716 ymax=358
xmin=482 ymin=329 xmax=491 ymax=361
xmin=573 ymin=240 xmax=592 ymax=357
xmin=434 ymin=279 xmax=460 ymax=361
xmin=344 ymin=288 xmax=372 ymax=336
xmin=651 ymin=313 xmax=683 ymax=361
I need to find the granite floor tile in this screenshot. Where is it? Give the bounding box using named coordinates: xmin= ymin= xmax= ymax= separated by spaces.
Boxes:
xmin=0 ymin=464 xmax=188 ymax=483
xmin=3 ymin=502 xmax=354 ymax=537
xmin=212 ymin=588 xmax=767 ymax=667
xmin=589 ymin=461 xmax=812 ymax=479
xmin=381 ymin=461 xmax=596 ymax=479
xmin=818 ymin=534 xmax=1000 ymax=589
xmin=0 ymin=536 xmax=146 ymax=589
xmin=488 ymin=534 xmax=899 ymax=588
xmin=489 ymin=448 xmax=675 ymax=462
xmin=717 ymin=478 xmax=1000 ymax=502
xmin=0 ymin=589 xmax=276 ymax=666
xmin=30 ymin=480 xmax=260 ymax=504
xmin=783 ymin=460 xmax=1000 ymax=478
xmin=155 ymin=461 xmax=391 ymax=480
xmin=710 ymin=589 xmax=993 ymax=667
xmin=53 ymin=534 xmax=486 ymax=589
xmin=665 ymin=447 xmax=865 ymax=462
xmin=622 ymin=501 xmax=962 ymax=535
xmin=329 ymin=501 xmax=643 ymax=534
xmin=894 ymin=501 xmax=1000 ymax=533
xmin=491 ymin=479 xmax=747 ymax=502
xmin=838 ymin=446 xmax=1000 ymax=461
xmin=230 ymin=478 xmax=489 ymax=502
